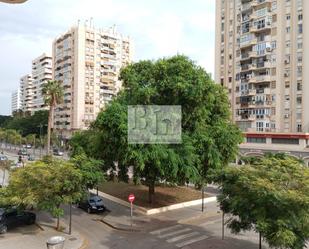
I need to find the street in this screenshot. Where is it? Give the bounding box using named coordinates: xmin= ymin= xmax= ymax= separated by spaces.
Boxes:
xmin=58 ymin=197 xmax=269 ymax=249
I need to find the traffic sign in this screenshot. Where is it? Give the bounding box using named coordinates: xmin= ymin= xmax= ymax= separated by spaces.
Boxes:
xmin=128 ymin=194 xmax=135 ymax=203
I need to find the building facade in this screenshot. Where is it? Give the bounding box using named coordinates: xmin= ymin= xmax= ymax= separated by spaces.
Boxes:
xmin=215 ymin=0 xmax=308 ymax=133
xmin=52 ymin=24 xmax=132 ymax=137
xmin=11 ymin=89 xmax=21 ymax=114
xmin=19 ymin=74 xmax=33 ymax=113
xmin=31 ymin=53 xmax=52 ymax=112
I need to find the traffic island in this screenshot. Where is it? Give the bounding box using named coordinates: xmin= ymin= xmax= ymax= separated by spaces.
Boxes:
xmin=92 ymin=181 xmax=217 ymax=215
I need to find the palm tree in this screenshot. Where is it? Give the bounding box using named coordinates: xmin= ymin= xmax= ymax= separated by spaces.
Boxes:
xmin=42 ymin=81 xmax=64 ymax=155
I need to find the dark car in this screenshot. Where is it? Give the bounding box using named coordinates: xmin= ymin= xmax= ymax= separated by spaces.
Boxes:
xmin=17 ymin=149 xmax=27 ymax=156
xmin=53 ymin=149 xmax=64 ymax=156
xmin=78 ymin=195 xmax=106 ymax=213
xmin=0 ymin=208 xmax=36 ymax=234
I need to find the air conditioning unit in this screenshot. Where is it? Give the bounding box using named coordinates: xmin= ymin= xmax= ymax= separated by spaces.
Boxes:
xmin=284 ymin=59 xmax=290 ymax=64
xmin=284 ymin=73 xmax=290 ymax=77
xmin=266 ymin=47 xmax=272 ymax=52
xmin=284 ymin=114 xmax=289 ymax=118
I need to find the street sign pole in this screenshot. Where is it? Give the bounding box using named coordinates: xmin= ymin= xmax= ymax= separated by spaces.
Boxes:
xmin=130 ymin=202 xmax=133 ymax=228
xmin=128 ymin=194 xmax=135 ymax=230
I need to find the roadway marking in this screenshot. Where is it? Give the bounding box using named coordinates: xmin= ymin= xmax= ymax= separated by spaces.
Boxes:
xmin=175 ymin=235 xmax=209 ymax=248
xmin=158 ymin=228 xmax=192 ymax=239
xmin=150 ymin=225 xmax=182 ymax=235
xmin=166 ymin=231 xmax=200 ymax=243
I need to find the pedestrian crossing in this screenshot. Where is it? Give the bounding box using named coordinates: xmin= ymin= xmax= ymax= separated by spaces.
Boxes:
xmin=150 ymin=224 xmax=209 ymax=248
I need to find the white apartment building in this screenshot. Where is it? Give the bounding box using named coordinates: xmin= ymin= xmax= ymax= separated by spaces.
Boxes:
xmin=52 ymin=23 xmax=132 ymax=137
xmin=215 ymin=0 xmax=308 ymax=133
xmin=11 ymin=89 xmax=21 ymax=114
xmin=19 ymin=74 xmax=33 ymax=113
xmin=31 ymin=53 xmax=52 ymax=112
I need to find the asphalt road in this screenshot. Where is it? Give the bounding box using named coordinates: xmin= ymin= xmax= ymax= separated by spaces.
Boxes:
xmin=56 ymin=197 xmax=269 ymax=249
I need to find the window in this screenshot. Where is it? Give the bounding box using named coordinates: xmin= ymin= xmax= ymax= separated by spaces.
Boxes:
xmin=286 ymin=14 xmax=291 ymax=20
xmin=298 ymin=14 xmax=303 ymax=21
xmin=297 ymin=81 xmax=302 ymax=91
xmin=297 ymin=124 xmax=302 ymax=132
xmin=286 ymin=27 xmax=291 ymax=33
xmin=247 ymin=137 xmax=266 ymax=144
xmin=297 ymin=96 xmax=302 ymax=105
xmin=272 ymin=138 xmax=299 ymax=145
xmin=298 ymin=24 xmax=303 ymax=34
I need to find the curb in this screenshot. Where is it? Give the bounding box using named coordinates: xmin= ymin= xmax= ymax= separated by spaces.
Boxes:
xmin=90 ymin=189 xmax=217 ymax=215
xmin=78 ymin=234 xmax=89 ymax=249
xmin=35 ymin=222 xmax=45 ymax=231
xmin=95 ymin=218 xmax=140 ymax=232
xmin=178 ymin=210 xmax=221 ymax=224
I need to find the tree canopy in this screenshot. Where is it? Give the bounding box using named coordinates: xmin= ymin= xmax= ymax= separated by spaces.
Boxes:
xmin=1 ymin=110 xmax=48 ymax=137
xmin=1 ymin=158 xmax=83 ymax=230
xmin=212 ymin=155 xmax=309 ymax=249
xmin=71 ymin=55 xmax=243 ymax=204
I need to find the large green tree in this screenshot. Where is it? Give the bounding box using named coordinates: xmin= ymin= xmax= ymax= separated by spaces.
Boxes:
xmin=212 ymin=155 xmax=309 ymax=249
xmin=3 ymin=110 xmax=48 ymax=137
xmin=71 ymin=55 xmax=242 ymax=204
xmin=2 ymin=159 xmax=83 ymax=230
xmin=42 ymin=81 xmax=64 ymax=155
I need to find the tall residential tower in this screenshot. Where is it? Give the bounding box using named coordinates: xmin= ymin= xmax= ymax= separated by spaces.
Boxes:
xmin=215 ymin=0 xmax=308 ymax=133
xmin=31 ymin=53 xmax=53 ymax=112
xmin=52 ymin=23 xmax=132 ymax=137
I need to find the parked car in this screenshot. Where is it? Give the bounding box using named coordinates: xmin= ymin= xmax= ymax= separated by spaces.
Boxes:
xmin=0 ymin=208 xmax=36 ymax=234
xmin=26 ymin=144 xmax=32 ymax=149
xmin=53 ymin=149 xmax=64 ymax=156
xmin=0 ymin=155 xmax=8 ymax=161
xmin=27 ymin=155 xmax=35 ymax=161
xmin=17 ymin=149 xmax=27 ymax=156
xmin=78 ymin=195 xmax=106 ymax=213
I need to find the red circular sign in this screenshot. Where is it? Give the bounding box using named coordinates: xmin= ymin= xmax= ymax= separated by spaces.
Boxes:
xmin=128 ymin=194 xmax=135 ymax=203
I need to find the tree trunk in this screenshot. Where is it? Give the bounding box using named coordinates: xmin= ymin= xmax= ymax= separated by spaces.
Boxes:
xmin=56 ymin=216 xmax=60 ymax=231
xmin=47 ymin=104 xmax=53 ymax=155
xmin=2 ymin=169 xmax=5 ymax=186
xmin=148 ymin=180 xmax=155 ymax=204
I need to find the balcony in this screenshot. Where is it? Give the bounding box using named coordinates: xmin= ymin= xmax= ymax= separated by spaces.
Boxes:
xmin=240 ymin=39 xmax=257 ymax=49
xmin=250 ymin=23 xmax=271 ymax=33
xmin=252 ymin=0 xmax=272 ymax=8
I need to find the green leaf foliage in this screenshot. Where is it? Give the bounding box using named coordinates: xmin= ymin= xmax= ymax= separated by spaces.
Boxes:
xmin=1 ymin=159 xmax=83 ymax=229
xmin=70 ymin=55 xmax=243 ymax=203
xmin=213 ymin=155 xmax=309 ymax=249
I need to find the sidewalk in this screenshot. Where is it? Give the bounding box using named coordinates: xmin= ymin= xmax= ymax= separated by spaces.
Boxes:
xmin=0 ymin=224 xmax=84 ymax=249
xmin=0 ymin=210 xmax=85 ymax=249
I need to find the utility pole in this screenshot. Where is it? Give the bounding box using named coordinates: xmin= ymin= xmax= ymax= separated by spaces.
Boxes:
xmin=201 ymin=184 xmax=205 ymax=212
xmin=222 ymin=212 xmax=225 ymax=240
xmin=259 ymin=232 xmax=262 ymax=249
xmin=69 ymin=203 xmax=72 ymax=235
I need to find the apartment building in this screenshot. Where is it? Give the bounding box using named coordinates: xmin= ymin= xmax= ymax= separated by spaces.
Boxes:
xmin=31 ymin=53 xmax=52 ymax=112
xmin=52 ymin=23 xmax=132 ymax=137
xmin=11 ymin=89 xmax=21 ymax=114
xmin=19 ymin=74 xmax=33 ymax=112
xmin=215 ymin=0 xmax=308 ymax=133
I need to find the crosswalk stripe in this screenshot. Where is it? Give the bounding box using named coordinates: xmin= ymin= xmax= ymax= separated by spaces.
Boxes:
xmin=150 ymin=225 xmax=182 ymax=235
xmin=166 ymin=231 xmax=200 ymax=243
xmin=158 ymin=228 xmax=192 ymax=239
xmin=175 ymin=235 xmax=209 ymax=248
xmin=200 ymin=218 xmax=222 ymax=226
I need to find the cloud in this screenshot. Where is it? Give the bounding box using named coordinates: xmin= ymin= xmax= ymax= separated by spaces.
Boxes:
xmin=0 ymin=0 xmax=215 ymax=115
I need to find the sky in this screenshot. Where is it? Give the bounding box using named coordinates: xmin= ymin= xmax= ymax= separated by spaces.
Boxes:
xmin=0 ymin=0 xmax=216 ymax=115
